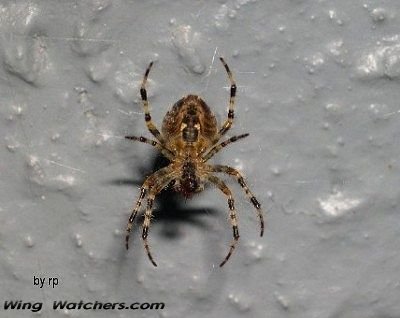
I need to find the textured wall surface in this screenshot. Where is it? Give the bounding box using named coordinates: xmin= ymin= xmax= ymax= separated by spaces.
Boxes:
xmin=1 ymin=1 xmax=400 ymax=317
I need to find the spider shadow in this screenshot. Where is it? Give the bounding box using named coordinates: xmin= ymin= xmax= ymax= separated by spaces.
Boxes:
xmin=110 ymin=152 xmax=229 ymax=298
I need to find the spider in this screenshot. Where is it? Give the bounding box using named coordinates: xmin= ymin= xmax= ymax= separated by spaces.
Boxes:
xmin=125 ymin=57 xmax=264 ymax=267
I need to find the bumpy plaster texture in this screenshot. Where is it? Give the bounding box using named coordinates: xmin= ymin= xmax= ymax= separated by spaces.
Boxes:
xmin=1 ymin=1 xmax=400 ymax=317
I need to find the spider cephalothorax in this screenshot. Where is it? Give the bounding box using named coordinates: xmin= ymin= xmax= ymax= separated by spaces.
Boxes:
xmin=124 ymin=57 xmax=264 ymax=267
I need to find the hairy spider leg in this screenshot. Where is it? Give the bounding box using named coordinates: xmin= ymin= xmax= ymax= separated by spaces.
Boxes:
xmin=141 ymin=171 xmax=176 ymax=267
xmin=207 ymin=175 xmax=240 ymax=267
xmin=125 ymin=135 xmax=174 ymax=160
xmin=218 ymin=57 xmax=237 ymax=138
xmin=126 ymin=187 xmax=146 ymax=249
xmin=140 ymin=61 xmax=165 ymax=143
xmin=142 ymin=194 xmax=157 ymax=266
xmin=211 ymin=165 xmax=264 ymax=237
xmin=202 ymin=133 xmax=249 ymax=162
xmin=125 ymin=167 xmax=174 ymax=250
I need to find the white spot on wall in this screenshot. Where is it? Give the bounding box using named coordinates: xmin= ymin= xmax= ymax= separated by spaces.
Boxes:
xmin=355 ymin=36 xmax=400 ymax=80
xmin=274 ymin=292 xmax=290 ymax=310
xmin=328 ymin=9 xmax=344 ymax=25
xmin=113 ymin=59 xmax=142 ymax=104
xmin=318 ymin=191 xmax=361 ymax=217
xmin=24 ymin=235 xmax=34 ymax=247
xmin=54 ymin=174 xmax=76 ymax=187
xmin=370 ymin=8 xmax=387 ymax=22
xmin=228 ymin=293 xmax=251 ymax=313
xmin=233 ymin=158 xmax=243 ymax=171
xmin=171 ymin=25 xmax=205 ymax=74
xmin=73 ymin=233 xmax=82 ymax=247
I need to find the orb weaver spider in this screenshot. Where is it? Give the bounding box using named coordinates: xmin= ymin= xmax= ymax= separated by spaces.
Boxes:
xmin=125 ymin=57 xmax=264 ymax=267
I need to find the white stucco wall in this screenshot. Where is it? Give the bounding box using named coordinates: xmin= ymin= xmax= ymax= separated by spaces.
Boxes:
xmin=1 ymin=1 xmax=400 ymax=317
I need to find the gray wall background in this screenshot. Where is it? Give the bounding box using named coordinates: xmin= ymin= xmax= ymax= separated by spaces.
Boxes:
xmin=1 ymin=0 xmax=400 ymax=317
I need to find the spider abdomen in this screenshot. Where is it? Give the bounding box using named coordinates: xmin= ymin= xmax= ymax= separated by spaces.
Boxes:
xmin=182 ymin=111 xmax=199 ymax=142
xmin=162 ymin=95 xmax=217 ymax=143
xmin=180 ymin=161 xmax=201 ymax=197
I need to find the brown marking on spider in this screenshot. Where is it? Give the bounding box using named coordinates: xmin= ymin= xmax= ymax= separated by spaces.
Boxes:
xmin=125 ymin=57 xmax=264 ymax=267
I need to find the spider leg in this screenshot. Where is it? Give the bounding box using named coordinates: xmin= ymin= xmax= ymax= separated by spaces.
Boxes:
xmin=141 ymin=170 xmax=177 ymax=267
xmin=126 ymin=186 xmax=146 ymax=249
xmin=207 ymin=175 xmax=240 ymax=267
xmin=125 ymin=135 xmax=174 ymax=160
xmin=218 ymin=57 xmax=237 ymax=137
xmin=140 ymin=61 xmax=165 ymax=143
xmin=125 ymin=166 xmax=174 ymax=250
xmin=211 ymin=165 xmax=264 ymax=237
xmin=142 ymin=193 xmax=157 ymax=266
xmin=202 ymin=133 xmax=249 ymax=162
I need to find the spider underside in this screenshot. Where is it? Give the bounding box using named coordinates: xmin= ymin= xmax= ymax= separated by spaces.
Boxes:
xmin=125 ymin=57 xmax=264 ymax=267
